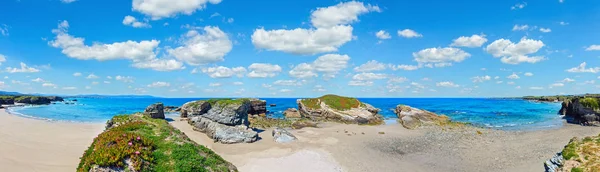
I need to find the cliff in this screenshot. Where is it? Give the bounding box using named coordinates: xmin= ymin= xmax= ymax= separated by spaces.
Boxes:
xmin=559 ymin=97 xmax=600 ymax=126
xmin=297 ymin=94 xmax=383 ymax=125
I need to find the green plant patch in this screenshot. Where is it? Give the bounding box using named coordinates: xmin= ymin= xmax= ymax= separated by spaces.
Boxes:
xmin=580 ymin=97 xmax=600 ymax=110
xmin=301 ymin=94 xmax=361 ymax=111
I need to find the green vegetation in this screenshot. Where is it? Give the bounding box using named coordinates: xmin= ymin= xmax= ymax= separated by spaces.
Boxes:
xmin=249 ymin=117 xmax=317 ymax=129
xmin=571 ymin=167 xmax=584 ymax=172
xmin=78 ymin=114 xmax=236 ymax=172
xmin=207 ymin=98 xmax=250 ymax=106
xmin=559 ymin=135 xmax=600 ymax=171
xmin=580 ymin=97 xmax=600 ymax=110
xmin=301 ymin=94 xmax=361 ymax=111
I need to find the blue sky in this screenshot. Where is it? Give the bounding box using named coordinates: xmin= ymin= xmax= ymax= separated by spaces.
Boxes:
xmin=0 ymin=0 xmax=599 ymax=98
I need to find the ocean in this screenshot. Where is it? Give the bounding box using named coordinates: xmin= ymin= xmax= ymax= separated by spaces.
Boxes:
xmin=6 ymin=97 xmax=564 ymax=131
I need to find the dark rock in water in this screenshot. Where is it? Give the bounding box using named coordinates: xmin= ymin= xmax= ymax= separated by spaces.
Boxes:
xmin=248 ymin=99 xmax=267 ymax=116
xmin=272 ymin=127 xmax=297 ymax=143
xmin=283 ymin=108 xmax=301 ymax=118
xmin=270 ymin=104 xmax=276 ymax=107
xmin=297 ymin=95 xmax=383 ymax=125
xmin=394 ymin=105 xmax=450 ymax=129
xmin=47 ymin=96 xmax=64 ymax=102
xmin=560 ymin=97 xmax=600 ymax=126
xmin=144 ymin=103 xmax=165 ymax=119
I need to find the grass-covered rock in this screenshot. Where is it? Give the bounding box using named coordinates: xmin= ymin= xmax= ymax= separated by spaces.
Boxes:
xmin=552 ymin=135 xmax=600 ymax=171
xmin=297 ymin=94 xmax=383 ymax=125
xmin=78 ymin=114 xmax=237 ymax=172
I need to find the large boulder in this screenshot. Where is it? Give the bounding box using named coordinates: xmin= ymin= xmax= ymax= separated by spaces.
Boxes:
xmin=559 ymin=97 xmax=600 ymax=126
xmin=297 ymin=94 xmax=383 ymax=125
xmin=185 ymin=99 xmax=259 ymax=144
xmin=283 ymin=108 xmax=301 ymax=118
xmin=394 ymin=105 xmax=449 ymax=129
xmin=272 ymin=127 xmax=297 ymax=143
xmin=144 ymin=103 xmax=165 ymax=119
xmin=248 ymin=99 xmax=266 ymax=116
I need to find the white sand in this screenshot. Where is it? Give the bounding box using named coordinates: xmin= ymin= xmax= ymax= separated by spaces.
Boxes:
xmin=0 ymin=109 xmax=104 ymax=172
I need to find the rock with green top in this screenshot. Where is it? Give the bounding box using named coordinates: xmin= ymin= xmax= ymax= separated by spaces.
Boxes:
xmin=180 ymin=100 xmax=211 ymax=118
xmin=394 ymin=105 xmax=450 ymax=129
xmin=560 ymin=97 xmax=600 ymax=126
xmin=545 ymin=135 xmax=600 ymax=171
xmin=297 ymin=94 xmax=383 ymax=125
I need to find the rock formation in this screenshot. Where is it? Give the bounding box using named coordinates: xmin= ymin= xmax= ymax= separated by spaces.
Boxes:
xmin=394 ymin=105 xmax=450 ymax=129
xmin=185 ymin=99 xmax=258 ymax=144
xmin=144 ymin=103 xmax=165 ymax=119
xmin=248 ymin=98 xmax=267 ymax=116
xmin=273 ymin=127 xmax=297 ymax=143
xmin=559 ymin=97 xmax=600 ymax=126
xmin=544 ymin=136 xmax=600 ymax=171
xmin=0 ymin=95 xmax=64 ymax=105
xmin=297 ymin=94 xmax=383 ymax=125
xmin=283 ymin=108 xmax=301 ymax=118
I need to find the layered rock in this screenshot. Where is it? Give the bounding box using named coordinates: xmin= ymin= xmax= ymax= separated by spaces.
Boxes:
xmin=297 ymin=94 xmax=383 ymax=125
xmin=273 ymin=127 xmax=297 ymax=143
xmin=144 ymin=103 xmax=165 ymax=119
xmin=248 ymin=99 xmax=266 ymax=116
xmin=283 ymin=108 xmax=301 ymax=118
xmin=559 ymin=97 xmax=600 ymax=126
xmin=186 ymin=99 xmax=258 ymax=144
xmin=394 ymin=105 xmax=450 ymax=129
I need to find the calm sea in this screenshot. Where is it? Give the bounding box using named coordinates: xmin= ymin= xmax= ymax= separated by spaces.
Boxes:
xmin=6 ymin=97 xmax=564 ymax=131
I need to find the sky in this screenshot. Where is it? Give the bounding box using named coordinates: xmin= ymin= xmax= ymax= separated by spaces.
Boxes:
xmin=0 ymin=0 xmax=599 ymax=98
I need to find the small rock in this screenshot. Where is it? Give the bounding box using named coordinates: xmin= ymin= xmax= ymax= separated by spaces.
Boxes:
xmin=273 ymin=127 xmax=297 ymax=143
xmin=378 ymin=132 xmax=385 ymax=134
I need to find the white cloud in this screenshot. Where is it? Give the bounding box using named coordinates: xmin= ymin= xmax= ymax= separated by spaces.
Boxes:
xmin=86 ymin=74 xmax=98 ymax=79
xmin=524 ymin=72 xmax=534 ymax=76
xmin=562 ymin=78 xmax=575 ymax=83
xmin=209 ymin=82 xmax=221 ymax=87
xmin=168 ymin=26 xmax=232 ymax=65
xmin=390 ymin=64 xmax=420 ymax=71
xmin=147 ymin=81 xmax=170 ymax=88
xmin=310 ymin=1 xmax=380 ymax=28
xmin=132 ymin=0 xmax=222 ymax=20
xmin=31 ymin=78 xmax=45 ymax=83
xmin=85 ymin=86 xmax=92 ymax=89
xmin=375 ymin=30 xmax=391 ymax=39
xmin=352 ymin=73 xmax=387 ymax=80
xmin=450 ymin=34 xmax=488 ymax=48
xmin=72 ymin=72 xmax=82 ymax=77
xmin=252 ymin=26 xmax=353 ymax=55
xmin=512 ymin=25 xmax=529 ymax=31
xmin=485 ymin=38 xmax=545 ymax=64
xmin=122 ymin=15 xmax=151 ymax=28
xmin=397 ymin=29 xmax=422 ymax=38
xmin=5 ymin=62 xmax=40 ymax=73
xmin=0 ymin=54 xmax=6 ymax=65
xmin=436 ymin=81 xmax=460 ymax=87
xmin=233 ymin=82 xmax=243 ymax=85
xmin=585 ymin=45 xmax=600 ymax=51
xmin=559 ymin=0 xmax=564 ymax=3
xmin=413 ymin=47 xmax=471 ymax=66
xmin=274 ymin=80 xmax=302 ymax=86
xmin=106 ymin=76 xmax=112 ymax=79
xmin=550 ymin=83 xmax=564 ymax=88
xmin=471 ymin=75 xmax=491 ymax=83
xmin=0 ymin=24 xmax=8 ymax=36
xmin=201 ymin=66 xmax=247 ymax=78
xmin=539 ymin=28 xmax=552 ymax=33
xmin=62 ymin=86 xmax=77 ymax=90
xmin=42 ymin=83 xmax=56 ymax=87
xmin=354 ymin=60 xmax=386 ymax=72
xmin=279 ymin=89 xmax=293 ymax=93
xmin=348 ymin=80 xmax=373 ymax=86
xmin=115 ymin=75 xmax=135 ymax=83
xmin=529 ymin=87 xmax=544 ymax=90
xmin=559 ymin=21 xmax=569 ymax=25
xmin=92 ymin=81 xmax=99 ymax=85
xmin=289 ymin=54 xmax=350 ymax=79
xmin=49 ymin=20 xmax=183 ymax=71
xmin=388 ymin=76 xmax=408 ymax=83
xmin=566 ymin=62 xmax=600 ymax=73
xmin=507 ymin=73 xmax=520 ymax=79
xmin=61 ymin=0 xmax=77 ymax=3
xmin=511 ymin=2 xmax=527 ymax=10
xmin=289 ymin=63 xmax=318 ymax=78
xmin=104 ymin=81 xmax=111 ymax=84
xmin=247 ymin=63 xmax=282 ymax=78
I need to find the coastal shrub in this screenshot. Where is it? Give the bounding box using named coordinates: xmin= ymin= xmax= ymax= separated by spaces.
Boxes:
xmin=301 ymin=94 xmax=361 ymax=111
xmin=580 ymin=97 xmax=600 ymax=110
xmin=78 ymin=114 xmax=236 ymax=172
xmin=571 ymin=167 xmax=583 ymax=172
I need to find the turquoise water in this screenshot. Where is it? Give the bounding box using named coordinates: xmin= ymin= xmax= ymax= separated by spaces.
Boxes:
xmin=7 ymin=98 xmax=564 ymax=131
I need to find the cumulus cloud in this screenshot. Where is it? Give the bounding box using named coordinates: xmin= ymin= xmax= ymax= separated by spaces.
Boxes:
xmin=168 ymin=26 xmax=232 ymax=65
xmin=49 ymin=20 xmax=183 ymax=71
xmin=507 ymin=73 xmax=520 ymax=79
xmin=375 ymin=30 xmax=391 ymax=40
xmin=115 ymin=75 xmax=135 ymax=83
xmin=86 ymin=74 xmax=98 ymax=79
xmin=252 ymin=1 xmax=378 ymax=55
xmin=5 ymin=62 xmax=40 ymax=73
xmin=0 ymin=54 xmax=6 ymax=65
xmin=122 ymin=16 xmax=151 ymax=28
xmin=147 ymin=81 xmax=170 ymax=88
xmin=524 ymin=72 xmax=534 ymax=76
xmin=351 ymin=73 xmax=387 ymax=80
xmin=61 ymin=0 xmax=77 ymax=3
xmin=274 ymin=80 xmax=302 ymax=86
xmin=289 ymin=54 xmax=350 ymax=79
xmin=539 ymin=28 xmax=552 ymax=33
xmin=566 ymin=62 xmax=600 ymax=73
xmin=413 ymin=47 xmax=470 ymax=66
xmin=485 ymin=38 xmax=545 ymax=64
xmin=348 ymin=80 xmax=374 ymax=86
xmin=562 ymin=78 xmax=575 ymax=83
xmin=354 ymin=60 xmax=386 ymax=72
xmin=397 ymin=29 xmax=422 ymax=38
xmin=512 ymin=25 xmax=529 ymax=31
xmin=247 ymin=63 xmax=282 ymax=78
xmin=73 ymin=72 xmax=82 ymax=77
xmin=390 ymin=64 xmax=420 ymax=71
xmin=450 ymin=34 xmax=488 ymax=48
xmin=42 ymin=83 xmax=56 ymax=87
xmin=471 ymin=75 xmax=491 ymax=83
xmin=585 ymin=45 xmax=600 ymax=51
xmin=132 ymin=0 xmax=222 ymax=20
xmin=436 ymin=81 xmax=460 ymax=87
xmin=201 ymin=66 xmax=247 ymax=78
xmin=511 ymin=2 xmax=527 ymax=10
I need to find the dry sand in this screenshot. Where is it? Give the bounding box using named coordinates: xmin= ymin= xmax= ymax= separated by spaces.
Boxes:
xmin=170 ymin=118 xmax=600 ymax=172
xmin=0 ymin=109 xmax=104 ymax=172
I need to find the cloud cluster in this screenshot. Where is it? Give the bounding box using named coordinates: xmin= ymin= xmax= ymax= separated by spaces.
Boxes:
xmin=132 ymin=0 xmax=222 ymax=20
xmin=289 ymin=54 xmax=350 ymax=79
xmin=485 ymin=38 xmax=545 ymax=64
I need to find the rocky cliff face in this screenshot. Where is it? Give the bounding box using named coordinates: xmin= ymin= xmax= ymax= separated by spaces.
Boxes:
xmin=297 ymin=95 xmax=383 ymax=125
xmin=144 ymin=103 xmax=165 ymax=119
xmin=184 ymin=99 xmax=258 ymax=144
xmin=559 ymin=97 xmax=600 ymax=126
xmin=248 ymin=99 xmax=266 ymax=116
xmin=394 ymin=105 xmax=450 ymax=129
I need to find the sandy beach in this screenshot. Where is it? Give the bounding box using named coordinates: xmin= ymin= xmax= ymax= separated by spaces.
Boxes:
xmin=0 ymin=109 xmax=104 ymax=172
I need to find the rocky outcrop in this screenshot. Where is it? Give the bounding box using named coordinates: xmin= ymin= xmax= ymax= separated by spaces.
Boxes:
xmin=394 ymin=105 xmax=450 ymax=129
xmin=544 ymin=152 xmax=563 ymax=172
xmin=273 ymin=127 xmax=297 ymax=143
xmin=248 ymin=99 xmax=266 ymax=116
xmin=544 ymin=136 xmax=600 ymax=171
xmin=559 ymin=97 xmax=600 ymax=126
xmin=164 ymin=106 xmax=179 ymax=113
xmin=283 ymin=108 xmax=301 ymax=118
xmin=186 ymin=99 xmax=258 ymax=144
xmin=47 ymin=96 xmax=64 ymax=102
xmin=297 ymin=95 xmax=383 ymax=125
xmin=0 ymin=96 xmax=64 ymax=105
xmin=144 ymin=103 xmax=165 ymax=119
